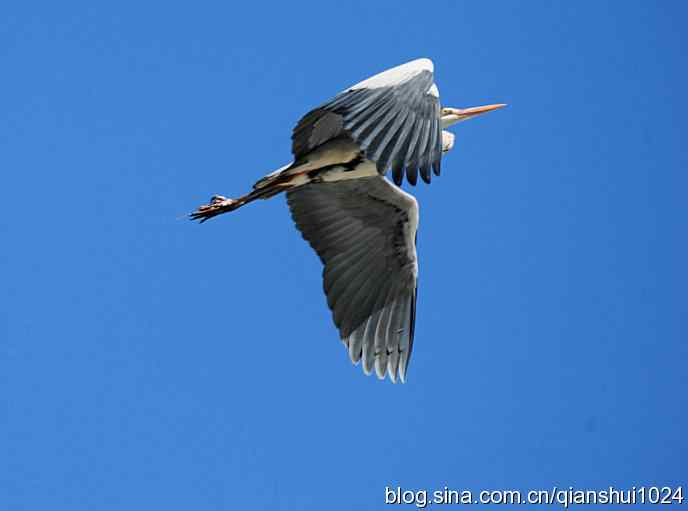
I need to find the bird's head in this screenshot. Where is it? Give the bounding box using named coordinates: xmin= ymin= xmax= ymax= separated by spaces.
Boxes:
xmin=440 ymin=104 xmax=507 ymax=129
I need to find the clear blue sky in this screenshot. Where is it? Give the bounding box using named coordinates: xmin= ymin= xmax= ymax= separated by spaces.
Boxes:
xmin=2 ymin=1 xmax=686 ymax=509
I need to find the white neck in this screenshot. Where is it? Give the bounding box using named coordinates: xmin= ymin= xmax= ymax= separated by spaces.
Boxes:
xmin=441 ymin=115 xmax=461 ymax=129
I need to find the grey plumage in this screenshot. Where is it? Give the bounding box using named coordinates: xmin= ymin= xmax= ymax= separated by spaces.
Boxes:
xmin=287 ymin=177 xmax=417 ymax=383
xmin=292 ymin=68 xmax=442 ymax=186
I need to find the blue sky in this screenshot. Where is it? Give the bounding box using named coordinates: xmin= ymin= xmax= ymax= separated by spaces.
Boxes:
xmin=2 ymin=1 xmax=686 ymax=509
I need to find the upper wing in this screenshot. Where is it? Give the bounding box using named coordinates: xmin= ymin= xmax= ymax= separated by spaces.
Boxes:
xmin=291 ymin=58 xmax=443 ymax=186
xmin=286 ymin=176 xmax=419 ymax=383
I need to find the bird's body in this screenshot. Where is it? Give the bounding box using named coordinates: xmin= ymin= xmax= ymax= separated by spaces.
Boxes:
xmin=191 ymin=58 xmax=505 ymax=382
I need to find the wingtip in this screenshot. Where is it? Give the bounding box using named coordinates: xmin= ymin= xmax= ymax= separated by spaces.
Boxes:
xmin=432 ymin=160 xmax=441 ymax=177
xmin=420 ymin=165 xmax=432 ymax=184
xmin=399 ymin=353 xmax=410 ymax=384
xmin=392 ymin=167 xmax=404 ymax=186
xmin=397 ymin=363 xmax=408 ymax=384
xmin=406 ymin=167 xmax=418 ymax=186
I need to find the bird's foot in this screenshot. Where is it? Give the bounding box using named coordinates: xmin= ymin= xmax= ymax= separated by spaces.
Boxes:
xmin=190 ymin=195 xmax=240 ymax=223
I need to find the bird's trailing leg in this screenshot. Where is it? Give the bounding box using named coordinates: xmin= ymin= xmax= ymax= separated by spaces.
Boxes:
xmin=190 ymin=185 xmax=285 ymax=223
xmin=189 ymin=194 xmax=243 ymax=223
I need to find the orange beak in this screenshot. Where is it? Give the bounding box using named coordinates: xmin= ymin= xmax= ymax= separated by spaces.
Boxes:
xmin=447 ymin=103 xmax=507 ymax=121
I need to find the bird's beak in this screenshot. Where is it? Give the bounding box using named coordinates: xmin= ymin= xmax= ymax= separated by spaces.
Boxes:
xmin=442 ymin=103 xmax=507 ymax=127
xmin=454 ymin=103 xmax=507 ymax=120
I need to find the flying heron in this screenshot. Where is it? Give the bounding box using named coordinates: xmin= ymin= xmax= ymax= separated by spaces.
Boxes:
xmin=191 ymin=58 xmax=505 ymax=383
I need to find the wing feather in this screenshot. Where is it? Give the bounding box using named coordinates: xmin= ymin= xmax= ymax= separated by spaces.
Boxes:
xmin=286 ymin=176 xmax=419 ymax=382
xmin=291 ymin=59 xmax=443 ymax=185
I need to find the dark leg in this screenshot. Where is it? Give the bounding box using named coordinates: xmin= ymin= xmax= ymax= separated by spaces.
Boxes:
xmin=189 ymin=186 xmax=283 ymax=223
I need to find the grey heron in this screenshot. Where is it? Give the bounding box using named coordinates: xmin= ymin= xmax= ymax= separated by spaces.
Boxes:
xmin=191 ymin=58 xmax=505 ymax=383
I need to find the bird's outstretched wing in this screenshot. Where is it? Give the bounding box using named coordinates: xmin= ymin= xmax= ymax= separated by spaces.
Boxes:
xmin=292 ymin=58 xmax=443 ymax=186
xmin=287 ymin=176 xmax=419 ymax=383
